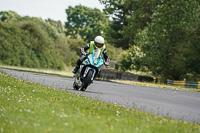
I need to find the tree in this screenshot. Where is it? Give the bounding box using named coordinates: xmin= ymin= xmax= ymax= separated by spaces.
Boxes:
xmin=65 ymin=5 xmax=108 ymax=41
xmin=99 ymin=0 xmax=163 ymax=49
xmin=134 ymin=0 xmax=200 ymax=81
xmin=121 ymin=0 xmax=161 ymax=47
xmin=0 ymin=11 xmax=65 ymax=70
xmin=99 ymin=0 xmax=130 ymax=49
xmin=0 ymin=11 xmax=21 ymax=22
xmin=45 ymin=19 xmax=65 ymax=35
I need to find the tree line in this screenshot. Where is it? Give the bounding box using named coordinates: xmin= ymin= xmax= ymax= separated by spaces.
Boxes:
xmin=0 ymin=10 xmax=120 ymax=70
xmin=0 ymin=11 xmax=84 ymax=69
xmin=64 ymin=1 xmax=200 ymax=81
xmin=0 ymin=11 xmax=72 ymax=69
xmin=98 ymin=0 xmax=200 ymax=82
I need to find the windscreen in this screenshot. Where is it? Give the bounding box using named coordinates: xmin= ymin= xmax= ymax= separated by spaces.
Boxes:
xmin=93 ymin=48 xmax=101 ymax=58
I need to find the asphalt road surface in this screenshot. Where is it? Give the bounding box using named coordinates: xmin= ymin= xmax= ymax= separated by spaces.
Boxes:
xmin=0 ymin=68 xmax=200 ymax=124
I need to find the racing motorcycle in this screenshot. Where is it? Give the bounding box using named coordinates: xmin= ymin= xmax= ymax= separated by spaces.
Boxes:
xmin=73 ymin=48 xmax=104 ymax=91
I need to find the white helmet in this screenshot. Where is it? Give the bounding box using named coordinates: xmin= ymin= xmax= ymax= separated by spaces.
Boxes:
xmin=94 ymin=36 xmax=105 ymax=48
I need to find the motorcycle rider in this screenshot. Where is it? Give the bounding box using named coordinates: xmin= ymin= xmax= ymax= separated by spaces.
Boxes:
xmin=73 ymin=36 xmax=110 ymax=74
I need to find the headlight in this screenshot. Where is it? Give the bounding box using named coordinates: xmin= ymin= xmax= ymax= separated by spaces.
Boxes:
xmin=93 ymin=59 xmax=98 ymax=65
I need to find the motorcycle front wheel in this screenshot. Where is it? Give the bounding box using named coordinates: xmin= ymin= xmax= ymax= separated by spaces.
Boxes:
xmin=73 ymin=82 xmax=79 ymax=90
xmin=80 ymin=70 xmax=94 ymax=91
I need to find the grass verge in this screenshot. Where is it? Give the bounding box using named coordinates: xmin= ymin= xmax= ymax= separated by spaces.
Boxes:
xmin=111 ymin=80 xmax=200 ymax=92
xmin=0 ymin=72 xmax=199 ymax=133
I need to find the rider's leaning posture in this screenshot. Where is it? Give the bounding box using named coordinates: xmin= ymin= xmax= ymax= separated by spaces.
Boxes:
xmin=73 ymin=36 xmax=110 ymax=74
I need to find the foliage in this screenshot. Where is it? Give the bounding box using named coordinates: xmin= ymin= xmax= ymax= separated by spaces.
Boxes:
xmin=106 ymin=43 xmax=123 ymax=62
xmin=0 ymin=11 xmax=65 ymax=69
xmin=64 ymin=4 xmax=121 ymax=62
xmin=56 ymin=35 xmax=86 ymax=66
xmin=65 ymin=5 xmax=109 ymax=41
xmin=102 ymin=0 xmax=200 ymax=81
xmin=3 ymin=1 xmax=199 ymax=83
xmin=121 ymin=0 xmax=159 ymax=47
xmin=119 ymin=45 xmax=146 ymax=72
xmin=134 ymin=0 xmax=200 ymax=81
xmin=0 ymin=10 xmax=121 ymax=71
xmin=45 ymin=19 xmax=65 ymax=34
xmin=99 ymin=0 xmax=130 ymax=49
xmin=0 ymin=11 xmax=21 ymax=22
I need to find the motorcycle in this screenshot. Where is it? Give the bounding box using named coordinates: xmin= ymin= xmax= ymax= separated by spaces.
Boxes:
xmin=73 ymin=48 xmax=104 ymax=91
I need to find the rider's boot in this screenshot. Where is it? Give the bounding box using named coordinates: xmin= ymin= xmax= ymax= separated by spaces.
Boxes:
xmin=73 ymin=66 xmax=80 ymax=74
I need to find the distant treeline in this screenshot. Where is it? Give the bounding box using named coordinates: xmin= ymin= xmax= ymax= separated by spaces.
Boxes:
xmin=64 ymin=2 xmax=200 ymax=81
xmin=98 ymin=0 xmax=200 ymax=81
xmin=0 ymin=11 xmax=121 ymax=70
xmin=0 ymin=11 xmax=86 ymax=70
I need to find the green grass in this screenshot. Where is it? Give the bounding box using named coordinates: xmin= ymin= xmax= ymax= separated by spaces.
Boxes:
xmin=0 ymin=72 xmax=199 ymax=133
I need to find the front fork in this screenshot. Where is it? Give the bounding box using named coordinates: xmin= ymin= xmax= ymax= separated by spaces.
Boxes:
xmin=83 ymin=67 xmax=97 ymax=82
xmin=74 ymin=66 xmax=98 ymax=86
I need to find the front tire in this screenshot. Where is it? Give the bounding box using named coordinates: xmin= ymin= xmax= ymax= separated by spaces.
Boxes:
xmin=80 ymin=70 xmax=94 ymax=91
xmin=73 ymin=82 xmax=79 ymax=90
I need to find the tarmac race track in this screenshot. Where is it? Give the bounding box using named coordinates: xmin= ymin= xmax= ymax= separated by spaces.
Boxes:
xmin=0 ymin=68 xmax=200 ymax=124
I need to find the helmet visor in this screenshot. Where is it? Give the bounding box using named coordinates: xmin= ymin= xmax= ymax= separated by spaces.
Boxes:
xmin=95 ymin=42 xmax=104 ymax=48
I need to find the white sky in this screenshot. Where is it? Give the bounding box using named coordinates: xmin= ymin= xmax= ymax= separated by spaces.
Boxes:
xmin=0 ymin=0 xmax=104 ymax=24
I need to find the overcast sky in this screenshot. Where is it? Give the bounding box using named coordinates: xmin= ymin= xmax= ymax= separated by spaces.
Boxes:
xmin=0 ymin=0 xmax=104 ymax=24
